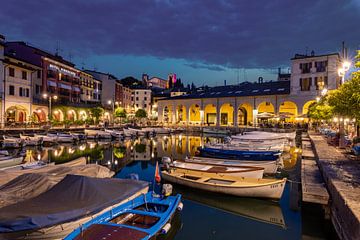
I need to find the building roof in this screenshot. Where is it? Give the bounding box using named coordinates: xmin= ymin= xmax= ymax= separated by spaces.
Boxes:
xmin=5 ymin=41 xmax=75 ymax=67
xmin=84 ymin=69 xmax=118 ymax=80
xmin=291 ymin=52 xmax=340 ymax=60
xmin=159 ymin=80 xmax=290 ymax=101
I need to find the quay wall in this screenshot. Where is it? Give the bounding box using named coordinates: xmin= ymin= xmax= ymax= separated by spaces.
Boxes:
xmin=309 ymin=133 xmax=360 ymax=240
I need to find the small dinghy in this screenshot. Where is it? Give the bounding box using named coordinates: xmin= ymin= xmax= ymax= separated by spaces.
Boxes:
xmin=185 ymin=156 xmax=279 ymax=174
xmin=162 ymin=157 xmax=264 ymax=179
xmin=162 ymin=168 xmax=286 ymax=199
xmin=65 ymin=188 xmax=183 ymax=240
xmin=0 ymin=156 xmax=24 ymax=170
xmin=19 ymin=134 xmax=43 ymax=146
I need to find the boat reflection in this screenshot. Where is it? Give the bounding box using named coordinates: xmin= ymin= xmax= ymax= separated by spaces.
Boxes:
xmin=173 ymin=185 xmax=286 ymax=229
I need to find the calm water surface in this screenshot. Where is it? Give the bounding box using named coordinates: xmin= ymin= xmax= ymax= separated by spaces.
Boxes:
xmin=19 ymin=134 xmax=331 ymax=240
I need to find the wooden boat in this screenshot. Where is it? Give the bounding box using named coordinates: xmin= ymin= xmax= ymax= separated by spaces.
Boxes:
xmin=34 ymin=134 xmax=58 ymax=144
xmin=0 ymin=156 xmax=24 ymax=169
xmin=175 ymin=185 xmax=286 ymax=228
xmin=19 ymin=134 xmax=43 ymax=146
xmin=203 ymin=127 xmax=230 ymax=135
xmin=198 ymin=147 xmax=281 ymax=161
xmin=186 ymin=156 xmax=279 ymax=174
xmin=162 ymin=168 xmax=286 ymax=199
xmin=47 ymin=133 xmax=76 ymax=143
xmin=167 ymin=160 xmax=264 ymax=179
xmin=0 ymin=175 xmax=149 ymax=240
xmin=65 ymin=191 xmax=183 ymax=240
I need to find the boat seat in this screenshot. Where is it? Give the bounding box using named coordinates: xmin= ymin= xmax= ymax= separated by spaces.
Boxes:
xmin=206 ymin=166 xmax=228 ymax=173
xmin=74 ymin=223 xmax=148 ymax=240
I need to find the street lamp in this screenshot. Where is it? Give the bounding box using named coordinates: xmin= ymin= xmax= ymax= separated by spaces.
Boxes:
xmin=338 ymin=60 xmax=351 ymax=148
xmin=43 ymin=94 xmax=58 ymax=121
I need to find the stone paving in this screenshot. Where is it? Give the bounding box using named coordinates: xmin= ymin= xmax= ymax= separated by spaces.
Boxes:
xmin=310 ymin=133 xmax=360 ymax=240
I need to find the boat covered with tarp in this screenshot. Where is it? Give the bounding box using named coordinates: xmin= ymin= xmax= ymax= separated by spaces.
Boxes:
xmin=0 ymin=175 xmax=149 ymax=240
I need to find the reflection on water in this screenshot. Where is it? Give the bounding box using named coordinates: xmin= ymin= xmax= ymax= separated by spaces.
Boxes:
xmin=20 ymin=134 xmax=302 ymax=240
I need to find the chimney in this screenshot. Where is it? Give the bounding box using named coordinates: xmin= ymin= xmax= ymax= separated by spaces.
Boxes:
xmin=278 ymin=67 xmax=281 ymax=75
xmin=258 ymin=77 xmax=263 ymax=83
xmin=224 ymin=79 xmax=226 ymax=86
xmin=311 ymin=50 xmax=315 ymax=56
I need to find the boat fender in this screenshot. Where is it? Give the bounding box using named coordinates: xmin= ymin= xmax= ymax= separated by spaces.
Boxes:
xmin=162 ymin=184 xmax=173 ymax=197
xmin=161 ymin=223 xmax=171 ymax=234
xmin=162 ymin=156 xmax=172 ymax=164
xmin=177 ymin=202 xmax=184 ymax=211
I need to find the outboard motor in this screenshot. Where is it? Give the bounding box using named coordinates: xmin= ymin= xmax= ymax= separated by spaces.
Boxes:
xmin=161 ymin=156 xmax=172 ymax=171
xmin=162 ymin=183 xmax=173 ymax=197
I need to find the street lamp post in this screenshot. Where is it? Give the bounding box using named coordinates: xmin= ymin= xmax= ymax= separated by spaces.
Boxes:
xmin=43 ymin=93 xmax=58 ymax=121
xmin=338 ymin=61 xmax=351 ymax=148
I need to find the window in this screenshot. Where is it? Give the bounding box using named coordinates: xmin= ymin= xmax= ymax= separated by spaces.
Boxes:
xmin=144 ymin=91 xmax=147 ymax=94
xmin=136 ymin=91 xmax=139 ymax=94
xmin=300 ymin=78 xmax=311 ymax=91
xmin=37 ymin=70 xmax=41 ymax=78
xmin=144 ymin=97 xmax=147 ymax=101
xmin=19 ymin=87 xmax=23 ymax=96
xmin=35 ymin=84 xmax=41 ymax=94
xmin=299 ymin=62 xmax=312 ymax=74
xmin=315 ymin=61 xmax=327 ymax=72
xmin=144 ymin=104 xmax=147 ymax=107
xmin=315 ymin=76 xmax=328 ymax=90
xmin=9 ymin=85 xmax=14 ymax=95
xmin=136 ymin=104 xmax=139 ymax=107
xmin=136 ymin=97 xmax=139 ymax=101
xmin=9 ymin=67 xmax=15 ymax=77
xmin=26 ymin=88 xmax=29 ymax=97
xmin=22 ymin=71 xmax=27 ymax=80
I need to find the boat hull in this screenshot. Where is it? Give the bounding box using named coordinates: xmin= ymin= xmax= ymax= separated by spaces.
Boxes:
xmin=162 ymin=171 xmax=286 ymax=199
xmin=198 ymin=147 xmax=280 ymax=161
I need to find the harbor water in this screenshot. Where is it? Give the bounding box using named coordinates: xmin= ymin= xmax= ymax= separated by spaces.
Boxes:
xmin=17 ymin=134 xmax=335 ymax=240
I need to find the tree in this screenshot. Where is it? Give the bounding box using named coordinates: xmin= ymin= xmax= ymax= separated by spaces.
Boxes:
xmin=114 ymin=107 xmax=126 ymax=124
xmin=135 ymin=109 xmax=147 ymax=119
xmin=308 ymin=99 xmax=333 ymax=121
xmin=89 ymin=107 xmax=104 ymax=124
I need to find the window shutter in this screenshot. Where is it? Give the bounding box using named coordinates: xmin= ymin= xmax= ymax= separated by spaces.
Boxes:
xmin=300 ymin=78 xmax=302 ymax=88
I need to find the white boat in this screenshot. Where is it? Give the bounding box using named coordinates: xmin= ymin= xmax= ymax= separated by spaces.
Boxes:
xmin=166 ymin=159 xmax=264 ymax=179
xmin=185 ymin=156 xmax=279 ymax=174
xmin=205 ymin=142 xmax=285 ymax=152
xmin=142 ymin=127 xmax=171 ymax=134
xmin=35 ymin=134 xmax=58 ymax=144
xmin=19 ymin=134 xmax=43 ymax=146
xmin=128 ymin=127 xmax=147 ymax=136
xmin=0 ymin=156 xmax=24 ymax=169
xmin=47 ymin=133 xmax=75 ymax=143
xmin=162 ymin=168 xmax=286 ymax=199
xmin=104 ymin=129 xmax=124 ymax=138
xmin=203 ymin=127 xmax=230 ymax=135
xmin=2 ymin=136 xmax=24 ymax=148
xmin=84 ymin=129 xmax=111 ymax=139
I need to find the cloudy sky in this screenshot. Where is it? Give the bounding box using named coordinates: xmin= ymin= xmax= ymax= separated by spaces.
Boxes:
xmin=1 ymin=0 xmax=359 ymax=86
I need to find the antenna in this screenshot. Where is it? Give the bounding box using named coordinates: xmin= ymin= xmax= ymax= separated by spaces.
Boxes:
xmin=305 ymin=46 xmax=308 ymax=56
xmin=55 ymin=41 xmax=61 ymax=56
xmin=68 ymin=51 xmax=73 ymax=62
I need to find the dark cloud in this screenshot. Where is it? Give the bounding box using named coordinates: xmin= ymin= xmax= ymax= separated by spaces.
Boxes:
xmin=184 ymin=62 xmax=226 ymax=71
xmin=0 ymin=0 xmax=359 ymax=69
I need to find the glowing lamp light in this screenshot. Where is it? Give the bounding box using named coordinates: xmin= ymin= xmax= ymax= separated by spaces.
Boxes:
xmin=333 ymin=117 xmax=338 ymax=122
xmin=338 ymin=68 xmax=345 ymax=77
xmin=342 ymin=61 xmax=351 ymax=71
xmin=321 ymin=88 xmax=328 ymax=96
xmin=53 ymin=95 xmax=58 ymax=100
xmin=108 ymin=100 xmax=112 ymax=105
xmin=42 ymin=93 xmax=48 ymax=99
xmin=316 ymin=97 xmax=320 ymax=102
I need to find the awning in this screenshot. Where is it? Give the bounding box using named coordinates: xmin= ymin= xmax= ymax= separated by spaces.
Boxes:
xmin=58 ymin=83 xmax=72 ymax=90
xmin=72 ymin=86 xmax=81 ymax=92
xmin=47 ymin=81 xmax=57 ymax=87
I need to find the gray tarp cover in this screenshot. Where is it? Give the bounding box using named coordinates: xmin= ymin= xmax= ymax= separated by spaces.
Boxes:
xmin=0 ymin=174 xmax=148 ymax=233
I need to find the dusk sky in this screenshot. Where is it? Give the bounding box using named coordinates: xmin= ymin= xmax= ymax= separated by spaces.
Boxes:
xmin=1 ymin=0 xmax=359 ymax=86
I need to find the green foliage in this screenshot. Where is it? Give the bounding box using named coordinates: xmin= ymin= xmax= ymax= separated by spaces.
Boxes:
xmin=74 ymin=119 xmax=84 ymax=125
xmin=135 ymin=143 xmax=146 ymax=153
xmin=113 ymin=146 xmax=126 ymax=159
xmin=307 ymin=99 xmax=333 ymax=121
xmin=89 ymin=107 xmax=104 ymax=123
xmin=114 ymin=107 xmax=127 ymax=119
xmin=135 ymin=109 xmax=147 ymax=119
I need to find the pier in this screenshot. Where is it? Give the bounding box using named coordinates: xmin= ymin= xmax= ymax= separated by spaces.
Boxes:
xmin=301 ymin=133 xmax=329 ymax=205
xmin=309 ymin=133 xmax=360 ymax=240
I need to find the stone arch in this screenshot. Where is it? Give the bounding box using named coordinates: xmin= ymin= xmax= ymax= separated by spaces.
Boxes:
xmin=52 ymin=109 xmax=64 ymax=121
xmin=66 ymin=109 xmax=77 ymax=121
xmin=189 ymin=104 xmax=201 ymax=123
xmin=220 ymin=103 xmax=234 ymax=126
xmin=33 ymin=107 xmax=47 ymax=122
xmin=204 ymin=104 xmax=217 ymax=126
xmin=238 ymin=103 xmax=253 ymax=126
xmin=257 ymin=101 xmax=275 ymax=114
xmin=302 ymin=100 xmax=316 ymax=115
xmin=176 ymin=104 xmax=187 ymax=122
xmin=163 ymin=105 xmax=173 ymax=123
xmin=6 ymin=105 xmax=28 ymax=123
xmin=278 ymin=101 xmax=298 ymax=121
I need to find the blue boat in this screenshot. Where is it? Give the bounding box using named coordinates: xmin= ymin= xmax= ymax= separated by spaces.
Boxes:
xmin=65 ymin=191 xmax=183 ymax=240
xmin=198 ymin=147 xmax=280 ymax=161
